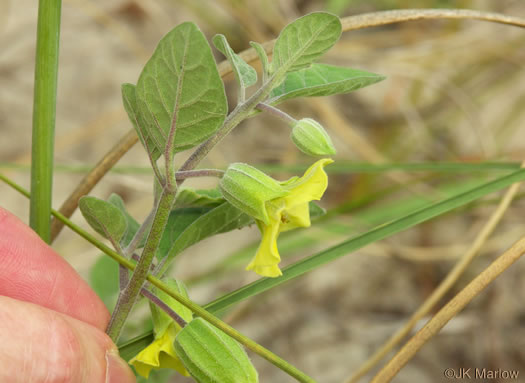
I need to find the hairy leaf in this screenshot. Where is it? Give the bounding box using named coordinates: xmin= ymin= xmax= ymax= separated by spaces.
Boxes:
xmin=269 ymin=63 xmax=385 ymax=104
xmin=213 ymin=34 xmax=257 ymax=90
xmin=135 ymin=22 xmax=227 ymax=155
xmin=107 ymin=193 xmax=142 ymax=247
xmin=174 ymin=188 xmax=225 ymax=208
xmin=249 ymin=41 xmax=270 ymax=80
xmin=158 ymin=202 xmax=253 ymax=272
xmin=79 ymin=196 xmax=127 ymax=245
xmin=122 ymin=83 xmax=161 ymax=162
xmin=271 ymin=12 xmax=342 ymax=74
xmin=157 ymin=207 xmax=213 ymax=259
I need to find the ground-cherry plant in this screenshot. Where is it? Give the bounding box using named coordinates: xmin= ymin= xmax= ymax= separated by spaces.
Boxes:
xmin=5 ymin=3 xmax=525 ymax=383
xmin=75 ymin=12 xmax=383 ymax=382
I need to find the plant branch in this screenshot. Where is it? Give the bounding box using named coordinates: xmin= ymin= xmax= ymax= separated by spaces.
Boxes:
xmin=346 ymin=162 xmax=525 ymax=383
xmin=106 ymin=187 xmax=177 ymax=342
xmin=123 ymin=208 xmax=155 ymax=257
xmin=175 ymin=169 xmax=225 ymax=180
xmin=371 ymin=235 xmax=525 ymax=383
xmin=30 ymin=0 xmax=62 ymax=243
xmin=341 ymin=8 xmax=525 ymax=31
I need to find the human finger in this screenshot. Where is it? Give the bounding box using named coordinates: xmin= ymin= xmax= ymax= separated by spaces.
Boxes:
xmin=0 ymin=296 xmax=135 ymax=383
xmin=0 ymin=207 xmax=110 ymax=330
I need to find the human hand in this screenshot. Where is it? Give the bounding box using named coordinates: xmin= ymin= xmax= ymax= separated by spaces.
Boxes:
xmin=0 ymin=207 xmax=136 ymax=382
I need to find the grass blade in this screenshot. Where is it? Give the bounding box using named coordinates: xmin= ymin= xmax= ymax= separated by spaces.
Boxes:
xmin=30 ymin=0 xmax=62 ymax=242
xmin=204 ymin=168 xmax=525 ymax=313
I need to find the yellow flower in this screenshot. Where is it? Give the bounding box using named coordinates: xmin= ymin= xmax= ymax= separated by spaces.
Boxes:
xmin=129 ymin=279 xmax=192 ymax=378
xmin=129 ymin=322 xmax=189 ymax=378
xmin=130 ymin=322 xmax=189 ymax=378
xmin=246 ymin=158 xmax=333 ymax=277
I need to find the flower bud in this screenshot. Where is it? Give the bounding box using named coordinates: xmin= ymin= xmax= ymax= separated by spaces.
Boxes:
xmin=219 ymin=163 xmax=288 ymax=225
xmin=174 ymin=318 xmax=258 ymax=383
xmin=291 ymin=118 xmax=336 ymax=157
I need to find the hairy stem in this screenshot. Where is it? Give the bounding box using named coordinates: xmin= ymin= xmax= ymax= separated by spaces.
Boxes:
xmin=106 ymin=187 xmax=177 ymax=342
xmin=256 ymin=103 xmax=296 ymax=125
xmin=141 ymin=288 xmax=187 ymax=329
xmin=175 ymin=169 xmax=225 ymax=180
xmin=123 ymin=208 xmax=155 ymax=257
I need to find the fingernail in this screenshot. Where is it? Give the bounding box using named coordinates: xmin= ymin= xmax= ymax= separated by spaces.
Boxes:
xmin=106 ymin=350 xmax=136 ymax=383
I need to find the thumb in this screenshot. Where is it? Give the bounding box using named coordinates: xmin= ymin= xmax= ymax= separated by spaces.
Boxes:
xmin=0 ymin=296 xmax=136 ymax=383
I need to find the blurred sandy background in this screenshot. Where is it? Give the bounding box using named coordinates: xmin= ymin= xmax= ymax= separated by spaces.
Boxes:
xmin=1 ymin=0 xmax=525 ymax=382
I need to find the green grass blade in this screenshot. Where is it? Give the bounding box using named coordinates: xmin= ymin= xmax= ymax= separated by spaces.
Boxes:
xmin=30 ymin=0 xmax=62 ymax=242
xmin=204 ymin=168 xmax=525 ymax=313
xmin=119 ymin=333 xmax=155 ymax=362
xmin=3 ymin=161 xmax=521 ymax=175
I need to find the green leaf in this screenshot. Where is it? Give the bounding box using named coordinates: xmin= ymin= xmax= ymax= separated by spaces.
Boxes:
xmin=174 ymin=188 xmax=225 ymax=208
xmin=213 ymin=34 xmax=257 ymax=90
xmin=249 ymin=41 xmax=270 ymax=81
xmin=157 ymin=207 xmax=213 ymax=259
xmin=309 ymin=201 xmax=326 ymax=218
xmin=122 ymin=83 xmax=162 ymax=162
xmin=78 ymin=196 xmax=127 ymax=246
xmin=89 ymin=255 xmax=119 ymax=311
xmin=158 ymin=202 xmax=253 ymax=273
xmin=172 ymin=202 xmax=253 ymax=255
xmin=269 ymin=64 xmax=385 ymax=104
xmin=271 ymin=12 xmax=342 ymax=74
xmin=107 ymin=193 xmax=141 ymax=247
xmin=135 ymin=22 xmax=227 ymax=155
xmin=204 ymin=168 xmax=525 ymax=314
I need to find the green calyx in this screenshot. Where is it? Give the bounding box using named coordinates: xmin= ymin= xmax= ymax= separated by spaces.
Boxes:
xmin=291 ymin=118 xmax=336 ymax=157
xmin=219 ymin=163 xmax=289 ymax=225
xmin=174 ymin=318 xmax=258 ymax=383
